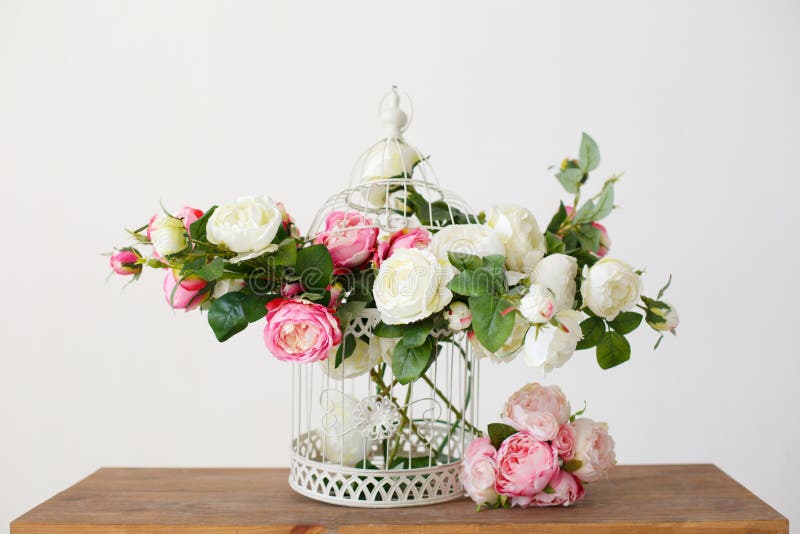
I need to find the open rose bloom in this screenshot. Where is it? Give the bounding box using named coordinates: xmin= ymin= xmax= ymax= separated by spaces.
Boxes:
xmin=461 ymin=381 xmax=615 ymax=509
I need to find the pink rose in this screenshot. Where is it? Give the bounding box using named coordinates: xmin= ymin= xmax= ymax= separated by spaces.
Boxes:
xmin=503 ymin=383 xmax=571 ymax=427
xmin=162 ymin=271 xmax=209 ymax=311
xmin=109 ymin=250 xmax=141 ymax=276
xmin=564 ymin=206 xmax=610 ymax=257
xmin=281 ymin=282 xmax=304 ymax=298
xmin=552 ymin=424 xmax=576 ymax=461
xmin=494 ymin=431 xmax=559 ymax=507
xmin=314 ymin=211 xmax=378 ymax=270
xmin=530 ymin=469 xmax=585 ymax=507
xmin=504 ymin=408 xmax=559 ymax=441
xmin=571 ymin=418 xmax=616 ymax=482
xmin=170 ymin=268 xmax=206 ymax=292
xmin=263 ymin=298 xmax=342 ymax=363
xmin=174 ymin=206 xmax=204 ymax=232
xmin=276 ymin=201 xmax=300 ymax=238
xmin=460 ymin=437 xmax=500 ymax=507
xmin=373 ymin=227 xmax=431 ymax=268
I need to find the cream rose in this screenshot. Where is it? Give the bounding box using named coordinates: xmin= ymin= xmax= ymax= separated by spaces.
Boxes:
xmin=373 ymin=248 xmax=455 ymax=325
xmin=486 ymin=205 xmax=546 ymax=273
xmin=206 ymin=196 xmax=282 ymax=261
xmin=571 ymin=418 xmax=617 ymax=482
xmin=369 ymin=336 xmax=400 ymax=365
xmin=361 ymin=140 xmax=421 ymax=208
xmin=147 ymin=214 xmax=188 ymax=257
xmin=530 ymin=253 xmax=578 ymax=313
xmin=429 ymin=224 xmax=505 ymax=265
xmin=319 ymin=338 xmax=378 ymax=380
xmin=519 ymin=283 xmax=557 ymax=324
xmin=523 ymin=310 xmax=583 ymax=372
xmin=320 ymin=391 xmax=371 ymax=466
xmin=646 ymin=300 xmax=680 ymax=332
xmin=581 ymin=258 xmax=642 ymax=320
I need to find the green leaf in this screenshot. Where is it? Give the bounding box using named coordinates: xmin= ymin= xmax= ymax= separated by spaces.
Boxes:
xmin=208 ymin=292 xmax=248 ymax=342
xmin=373 ymin=321 xmax=405 ymax=338
xmin=578 ymin=132 xmax=600 ymax=172
xmin=272 ymin=238 xmax=297 ymax=266
xmin=469 ymin=295 xmax=516 ymax=353
xmin=545 ymin=231 xmax=566 ymax=254
xmin=242 ymin=292 xmax=279 ymax=323
xmin=569 ymin=401 xmax=587 ymax=423
xmin=657 ymin=274 xmax=672 ymax=300
xmin=654 ymin=334 xmax=664 ymax=350
xmin=596 ymin=330 xmax=631 ymax=369
xmin=608 ymin=311 xmax=643 ymax=335
xmin=448 ymin=266 xmax=505 ymax=297
xmin=392 ymin=338 xmax=435 ymax=384
xmin=547 ymin=202 xmax=568 ymax=234
xmin=573 ymin=224 xmax=601 ymax=252
xmin=576 ymin=316 xmax=605 ymax=350
xmin=189 ymin=206 xmax=217 ymax=242
xmin=448 ymin=251 xmax=483 ymax=272
xmin=335 ymin=300 xmax=367 ymax=329
xmin=295 ymin=244 xmax=334 ymax=293
xmin=482 ymin=255 xmax=506 ymax=270
xmin=555 ymin=168 xmax=583 ymax=194
xmin=563 ymin=459 xmax=583 ymax=473
xmin=572 ymin=183 xmax=615 ymax=225
xmin=193 ymin=257 xmax=225 ymax=281
xmin=400 ymin=318 xmax=433 ymax=348
xmin=488 ymin=422 xmax=517 ymax=449
xmin=543 ymin=485 xmax=555 ymax=494
xmin=334 ymin=334 xmax=356 ymax=368
xmin=354 ymin=459 xmax=379 ymax=470
xmin=406 ymin=190 xmax=470 ymax=227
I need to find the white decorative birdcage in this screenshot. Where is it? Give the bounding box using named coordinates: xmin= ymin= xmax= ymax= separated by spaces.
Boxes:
xmin=289 ymin=87 xmax=482 ymax=507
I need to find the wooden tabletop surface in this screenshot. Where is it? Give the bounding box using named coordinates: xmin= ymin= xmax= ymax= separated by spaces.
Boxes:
xmin=11 ymin=464 xmax=788 ymax=533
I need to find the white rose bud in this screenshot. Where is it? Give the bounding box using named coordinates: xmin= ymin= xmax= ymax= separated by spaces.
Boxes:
xmin=319 ymin=338 xmax=379 ymax=380
xmin=429 ymin=224 xmax=505 ymax=265
xmin=530 ymin=253 xmax=578 ymax=313
xmin=148 ymin=214 xmax=188 ymax=257
xmin=206 ymin=196 xmax=282 ymax=262
xmin=646 ymin=300 xmax=679 ymax=332
xmin=373 ymin=248 xmax=455 ymax=325
xmin=486 ymin=205 xmax=547 ymax=273
xmin=523 ymin=310 xmax=583 ymax=372
xmin=519 ymin=283 xmax=557 ymax=324
xmin=581 ymin=258 xmax=642 ymax=320
xmin=444 ymin=301 xmax=472 ymax=331
xmin=211 ymin=278 xmax=246 ymax=299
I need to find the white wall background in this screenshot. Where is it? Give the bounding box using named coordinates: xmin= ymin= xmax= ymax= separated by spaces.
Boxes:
xmin=1 ymin=0 xmax=798 ymax=529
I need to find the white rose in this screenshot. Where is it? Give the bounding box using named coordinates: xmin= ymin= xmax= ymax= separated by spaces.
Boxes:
xmin=519 ymin=283 xmax=557 ymax=324
xmin=429 ymin=224 xmax=504 ymax=265
xmin=523 ymin=309 xmax=583 ymax=372
xmin=486 ymin=205 xmax=546 ymax=273
xmin=571 ymin=418 xmax=617 ymax=482
xmin=320 ymin=391 xmax=371 ymax=466
xmin=469 ymin=312 xmax=529 ymax=363
xmin=444 ymin=301 xmax=472 ymax=331
xmin=148 ymin=214 xmax=188 ymax=256
xmin=319 ymin=338 xmax=378 ymax=380
xmin=373 ymin=248 xmax=455 ymax=325
xmin=361 ymin=140 xmax=421 ymax=208
xmin=581 ymin=258 xmax=642 ymax=320
xmin=206 ymin=196 xmax=282 ymax=261
xmin=369 ymin=336 xmax=400 ymax=365
xmin=211 ymin=278 xmax=246 ymax=299
xmin=646 ymin=301 xmax=679 ymax=332
xmin=530 ymin=253 xmax=578 ymax=313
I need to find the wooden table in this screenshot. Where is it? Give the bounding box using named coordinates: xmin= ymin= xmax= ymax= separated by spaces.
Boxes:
xmin=11 ymin=465 xmax=787 ymax=533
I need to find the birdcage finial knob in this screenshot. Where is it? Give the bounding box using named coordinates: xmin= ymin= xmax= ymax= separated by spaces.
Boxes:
xmin=380 ymin=86 xmax=408 ymax=138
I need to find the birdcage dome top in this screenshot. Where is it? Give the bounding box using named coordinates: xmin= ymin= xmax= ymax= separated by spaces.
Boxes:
xmin=308 ymin=88 xmax=477 ymax=239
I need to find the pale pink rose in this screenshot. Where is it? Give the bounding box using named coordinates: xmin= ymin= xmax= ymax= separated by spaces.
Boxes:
xmin=494 ymin=431 xmax=559 ymax=507
xmin=109 ymin=250 xmax=140 ymax=276
xmin=373 ymin=227 xmax=431 ymax=268
xmin=505 ymin=408 xmax=559 ymax=441
xmin=460 ymin=437 xmax=500 ymax=507
xmin=564 ymin=206 xmax=610 ymax=257
xmin=552 ymin=424 xmax=576 ymax=461
xmin=162 ymin=271 xmax=209 ymax=311
xmin=281 ymin=282 xmax=303 ymax=298
xmin=529 ymin=469 xmax=585 ymax=507
xmin=314 ymin=211 xmax=378 ymax=270
xmin=503 ymin=383 xmax=571 ymax=427
xmin=263 ymin=298 xmax=342 ymax=363
xmin=571 ymin=418 xmax=616 ymax=482
xmin=174 ymin=206 xmax=204 ymax=232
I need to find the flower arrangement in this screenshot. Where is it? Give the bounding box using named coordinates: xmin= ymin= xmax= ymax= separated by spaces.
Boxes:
xmin=109 ymin=132 xmax=678 ymax=376
xmin=461 ymin=382 xmax=615 ymax=510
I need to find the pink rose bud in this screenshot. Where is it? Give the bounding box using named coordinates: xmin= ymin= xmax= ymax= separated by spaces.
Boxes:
xmin=460 ymin=437 xmax=500 ymax=507
xmin=373 ymin=227 xmax=431 ymax=268
xmin=529 ymin=469 xmax=585 ymax=507
xmin=570 ymin=418 xmax=617 ymax=482
xmin=174 ymin=206 xmax=204 ymax=233
xmin=281 ymin=282 xmax=303 ymax=298
xmin=552 ymin=423 xmax=576 ymax=461
xmin=109 ymin=250 xmax=141 ymax=276
xmin=162 ymin=271 xmax=209 ymax=311
xmin=494 ymin=431 xmax=559 ymax=507
xmin=263 ymin=298 xmax=342 ymax=363
xmin=171 ymin=268 xmax=206 ymax=292
xmin=276 ymin=201 xmax=300 ymax=238
xmin=503 ymin=383 xmax=572 ymax=428
xmin=314 ymin=211 xmax=378 ymax=270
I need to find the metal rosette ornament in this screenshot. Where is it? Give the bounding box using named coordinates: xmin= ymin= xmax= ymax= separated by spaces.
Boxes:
xmin=289 ymin=88 xmax=482 ymax=507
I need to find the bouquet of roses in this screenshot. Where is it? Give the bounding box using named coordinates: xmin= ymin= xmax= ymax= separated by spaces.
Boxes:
xmin=461 ymin=382 xmax=615 ymax=510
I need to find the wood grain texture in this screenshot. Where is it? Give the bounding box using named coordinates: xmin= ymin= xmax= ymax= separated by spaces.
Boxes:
xmin=11 ymin=465 xmax=788 ymax=533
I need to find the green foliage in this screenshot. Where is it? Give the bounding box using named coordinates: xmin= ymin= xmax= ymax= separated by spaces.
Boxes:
xmin=242 ymin=292 xmax=278 ymax=322
xmin=547 ymin=202 xmax=569 ymax=234
xmin=334 ymin=334 xmax=356 ymax=368
xmin=573 ymin=224 xmax=602 ymax=252
xmin=193 ymin=257 xmax=225 ymax=281
xmin=608 ymin=311 xmax=643 ymax=335
xmin=335 ymin=300 xmax=367 ymax=329
xmin=448 ymin=251 xmax=483 ymax=272
xmin=555 ymin=167 xmax=583 ymax=194
xmin=563 ymin=459 xmax=583 ymax=473
xmin=572 ymin=181 xmax=615 ymax=224
xmin=400 ymin=318 xmax=434 ymax=348
xmin=373 ymin=321 xmax=405 ymax=338
xmin=392 ymin=338 xmax=435 ymax=384
xmin=272 ymin=238 xmax=298 ymax=266
xmin=657 ymin=274 xmax=672 ymax=300
xmin=406 ymin=190 xmax=470 ymax=227
xmin=488 ymin=422 xmax=518 ymax=449
xmin=469 ymin=295 xmax=516 ymax=353
xmin=545 ymin=231 xmax=566 ymax=254
xmin=578 ymin=132 xmax=601 ymax=172
xmin=569 ymin=401 xmax=587 ymax=423
xmin=189 ymin=206 xmax=217 ymax=242
xmin=295 ymin=244 xmax=333 ymax=293
xmin=208 ymin=292 xmax=249 ymax=342
xmin=596 ymin=330 xmax=631 ymax=369
xmin=576 ymin=316 xmax=605 ymax=350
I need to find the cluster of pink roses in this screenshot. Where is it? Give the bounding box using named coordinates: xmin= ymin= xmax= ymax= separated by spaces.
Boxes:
xmin=460 ymin=383 xmax=616 ymax=509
